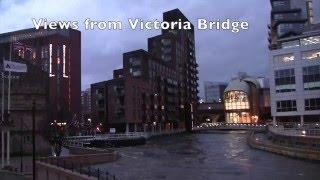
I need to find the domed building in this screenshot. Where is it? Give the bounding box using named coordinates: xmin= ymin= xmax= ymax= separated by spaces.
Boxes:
xmin=224 ymin=77 xmax=267 ymax=124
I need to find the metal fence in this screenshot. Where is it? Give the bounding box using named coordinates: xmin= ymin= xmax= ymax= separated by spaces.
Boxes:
xmin=269 ymin=123 xmax=320 ymax=137
xmin=39 ymin=158 xmax=120 ymax=180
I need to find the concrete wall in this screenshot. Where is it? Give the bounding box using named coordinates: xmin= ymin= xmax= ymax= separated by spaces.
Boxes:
xmin=248 ymin=131 xmax=320 ymax=161
xmin=42 ymin=151 xmax=118 ymax=166
xmin=36 ymin=162 xmax=95 ymax=180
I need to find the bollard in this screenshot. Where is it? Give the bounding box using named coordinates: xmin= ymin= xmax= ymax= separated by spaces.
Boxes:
xmin=106 ymin=171 xmax=109 ymax=180
xmin=88 ymin=167 xmax=91 ymax=176
xmin=97 ymin=168 xmax=100 ymax=180
xmin=113 ymin=174 xmax=116 ymax=180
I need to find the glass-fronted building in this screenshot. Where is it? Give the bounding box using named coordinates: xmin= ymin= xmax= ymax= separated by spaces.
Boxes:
xmin=224 ymin=78 xmax=262 ymax=124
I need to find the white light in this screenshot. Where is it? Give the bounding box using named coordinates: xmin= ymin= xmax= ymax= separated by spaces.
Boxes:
xmin=49 ymin=43 xmax=55 ymax=77
xmin=63 ymin=45 xmax=68 ymax=78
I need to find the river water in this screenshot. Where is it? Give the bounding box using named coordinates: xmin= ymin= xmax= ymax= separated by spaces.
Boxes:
xmin=93 ymin=131 xmax=320 ymax=180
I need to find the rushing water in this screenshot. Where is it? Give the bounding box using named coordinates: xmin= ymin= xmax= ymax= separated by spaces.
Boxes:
xmin=93 ymin=131 xmax=320 ymax=180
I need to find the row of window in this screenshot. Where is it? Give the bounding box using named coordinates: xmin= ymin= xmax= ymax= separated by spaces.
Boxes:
xmin=276 ymin=100 xmax=297 ymax=112
xmin=281 ymin=36 xmax=320 ymax=49
xmin=305 ymin=98 xmax=320 ymax=111
xmin=224 ymin=91 xmax=249 ymax=110
xmin=276 ymin=98 xmax=320 ymax=112
xmin=275 ymin=65 xmax=320 ymax=92
xmin=273 ymin=49 xmax=320 ymax=64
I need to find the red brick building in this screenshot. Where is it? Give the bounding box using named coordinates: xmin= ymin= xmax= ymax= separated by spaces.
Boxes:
xmin=0 ymin=28 xmax=81 ymax=123
xmin=91 ymin=9 xmax=199 ymax=133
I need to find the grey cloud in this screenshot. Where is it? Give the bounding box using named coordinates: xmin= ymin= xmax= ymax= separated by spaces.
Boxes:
xmin=1 ymin=0 xmax=319 ymax=98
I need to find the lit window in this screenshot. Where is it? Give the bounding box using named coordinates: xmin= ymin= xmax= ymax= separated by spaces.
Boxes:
xmin=301 ymin=36 xmax=320 ymax=46
xmin=281 ymin=40 xmax=300 ymax=49
xmin=224 ymin=91 xmax=249 ymax=110
xmin=226 ymin=112 xmax=251 ymax=123
xmin=302 ymin=49 xmax=320 ymax=61
xmin=273 ymin=53 xmax=295 ymax=63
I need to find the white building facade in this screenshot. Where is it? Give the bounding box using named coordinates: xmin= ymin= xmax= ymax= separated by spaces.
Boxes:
xmin=269 ymin=33 xmax=320 ymax=124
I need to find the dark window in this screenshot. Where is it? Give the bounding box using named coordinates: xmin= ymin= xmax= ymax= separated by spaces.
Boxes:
xmin=276 ymin=100 xmax=297 ymax=112
xmin=303 ymin=65 xmax=320 ymax=90
xmin=305 ymin=98 xmax=320 ymax=110
xmin=275 ymin=69 xmax=295 ymax=93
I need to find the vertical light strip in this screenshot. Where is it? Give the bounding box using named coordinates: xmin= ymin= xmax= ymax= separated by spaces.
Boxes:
xmin=49 ymin=43 xmax=55 ymax=77
xmin=63 ymin=44 xmax=68 ymax=78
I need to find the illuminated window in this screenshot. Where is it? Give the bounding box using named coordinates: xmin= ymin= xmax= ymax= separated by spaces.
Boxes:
xmin=226 ymin=112 xmax=251 ymax=123
xmin=224 ymin=91 xmax=249 ymax=110
xmin=281 ymin=40 xmax=300 ymax=49
xmin=273 ymin=53 xmax=294 ymax=63
xmin=301 ymin=36 xmax=320 ymax=46
xmin=302 ymin=49 xmax=320 ymax=61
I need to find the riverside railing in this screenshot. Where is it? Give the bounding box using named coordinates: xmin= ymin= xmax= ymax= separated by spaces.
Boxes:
xmin=39 ymin=158 xmax=120 ymax=180
xmin=269 ymin=124 xmax=320 ymax=137
xmin=65 ymin=130 xmax=185 ymax=143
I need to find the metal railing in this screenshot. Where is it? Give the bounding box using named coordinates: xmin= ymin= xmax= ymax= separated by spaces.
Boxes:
xmin=39 ymin=158 xmax=120 ymax=180
xmin=193 ymin=122 xmax=267 ymax=130
xmin=269 ymin=124 xmax=320 ymax=137
xmin=65 ymin=130 xmax=185 ymax=143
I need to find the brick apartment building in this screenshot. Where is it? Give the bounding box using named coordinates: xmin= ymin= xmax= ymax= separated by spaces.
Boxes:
xmin=0 ymin=28 xmax=81 ymax=154
xmin=0 ymin=28 xmax=81 ymax=122
xmin=91 ymin=9 xmax=199 ymax=133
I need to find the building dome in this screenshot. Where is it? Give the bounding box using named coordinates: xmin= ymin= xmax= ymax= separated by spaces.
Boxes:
xmin=224 ymin=79 xmax=250 ymax=94
xmin=243 ymin=77 xmax=261 ymax=89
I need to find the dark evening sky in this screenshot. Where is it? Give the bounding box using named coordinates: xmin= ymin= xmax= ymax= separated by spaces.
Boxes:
xmin=1 ymin=0 xmax=320 ymax=98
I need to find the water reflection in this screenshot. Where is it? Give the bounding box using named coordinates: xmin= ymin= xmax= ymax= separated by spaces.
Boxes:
xmin=93 ymin=131 xmax=320 ymax=180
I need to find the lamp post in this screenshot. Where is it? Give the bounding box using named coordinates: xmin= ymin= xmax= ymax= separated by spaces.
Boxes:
xmin=32 ymin=100 xmax=36 ymax=180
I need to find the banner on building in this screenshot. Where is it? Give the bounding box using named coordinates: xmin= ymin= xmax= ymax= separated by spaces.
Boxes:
xmin=3 ymin=60 xmax=27 ymax=73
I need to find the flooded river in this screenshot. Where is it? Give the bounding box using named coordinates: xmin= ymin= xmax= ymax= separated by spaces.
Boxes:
xmin=93 ymin=131 xmax=320 ymax=180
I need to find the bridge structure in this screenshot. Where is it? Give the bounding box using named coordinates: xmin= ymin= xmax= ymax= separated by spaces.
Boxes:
xmin=64 ymin=123 xmax=268 ymax=148
xmin=64 ymin=130 xmax=186 ymax=148
xmin=192 ymin=122 xmax=267 ymax=131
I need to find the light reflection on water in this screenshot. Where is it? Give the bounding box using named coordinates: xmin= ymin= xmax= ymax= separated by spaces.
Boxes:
xmin=93 ymin=131 xmax=320 ymax=180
